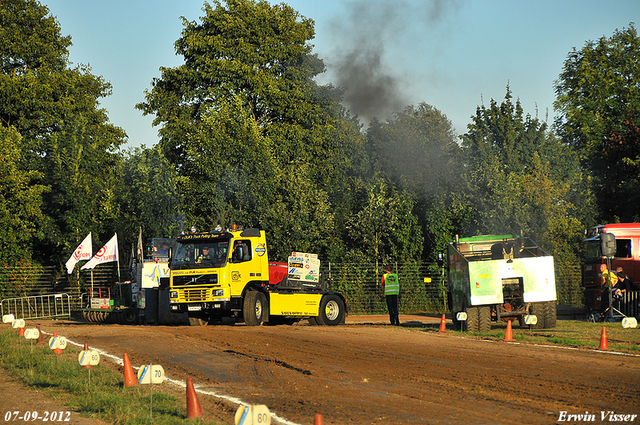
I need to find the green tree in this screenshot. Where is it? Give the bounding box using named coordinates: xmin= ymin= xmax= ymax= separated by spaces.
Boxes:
xmin=116 ymin=146 xmax=184 ymax=248
xmin=345 ymin=177 xmax=423 ymax=263
xmin=0 ymin=126 xmax=46 ymax=266
xmin=0 ymin=0 xmax=127 ymax=264
xmin=554 ymin=24 xmax=640 ymax=222
xmin=137 ymin=0 xmax=362 ymax=259
xmin=365 ymin=103 xmax=469 ymax=259
xmin=461 ymin=87 xmax=587 ymax=254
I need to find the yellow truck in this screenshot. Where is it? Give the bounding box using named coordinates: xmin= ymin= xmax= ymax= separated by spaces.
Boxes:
xmin=168 ymin=227 xmax=347 ymax=326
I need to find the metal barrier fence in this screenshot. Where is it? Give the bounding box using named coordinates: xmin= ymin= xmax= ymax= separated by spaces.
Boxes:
xmin=0 ymin=263 xmax=124 ymax=312
xmin=1 ymin=293 xmax=71 ymax=320
xmin=324 ymin=262 xmax=586 ymax=315
xmin=609 ymin=291 xmax=640 ymax=319
xmin=0 ymin=261 xmax=588 ymax=316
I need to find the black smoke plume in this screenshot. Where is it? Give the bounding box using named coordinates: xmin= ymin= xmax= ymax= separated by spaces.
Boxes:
xmin=325 ymin=0 xmax=461 ymax=124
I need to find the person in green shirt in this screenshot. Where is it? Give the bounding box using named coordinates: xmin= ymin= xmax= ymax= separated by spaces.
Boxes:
xmin=381 ymin=264 xmax=400 ymax=326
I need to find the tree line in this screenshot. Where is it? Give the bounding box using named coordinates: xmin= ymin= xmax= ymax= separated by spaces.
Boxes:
xmin=1 ymin=0 xmax=638 ymax=282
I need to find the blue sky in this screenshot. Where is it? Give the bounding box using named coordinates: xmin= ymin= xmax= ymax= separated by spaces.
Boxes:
xmin=43 ymin=0 xmax=638 ymax=148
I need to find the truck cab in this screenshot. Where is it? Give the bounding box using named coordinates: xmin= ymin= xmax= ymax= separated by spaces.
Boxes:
xmin=168 ymin=227 xmax=346 ymax=326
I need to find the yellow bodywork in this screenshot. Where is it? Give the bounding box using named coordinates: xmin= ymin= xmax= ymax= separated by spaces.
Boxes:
xmin=269 ymin=293 xmax=322 ymax=316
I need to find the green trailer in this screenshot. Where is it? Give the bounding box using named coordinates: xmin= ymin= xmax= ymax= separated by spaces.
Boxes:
xmin=446 ymin=234 xmax=557 ymax=331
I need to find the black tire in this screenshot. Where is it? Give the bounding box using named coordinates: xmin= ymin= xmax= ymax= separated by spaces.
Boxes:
xmin=530 ymin=303 xmax=545 ymax=329
xmin=316 ymin=294 xmax=345 ymax=326
xmin=478 ymin=306 xmax=491 ymax=333
xmin=243 ymin=290 xmax=266 ymax=326
xmin=122 ymin=309 xmax=137 ymax=325
xmin=308 ymin=317 xmax=320 ymax=326
xmin=465 ymin=306 xmax=479 ymax=332
xmin=188 ymin=316 xmax=208 ymax=326
xmin=543 ymin=300 xmax=557 ymax=329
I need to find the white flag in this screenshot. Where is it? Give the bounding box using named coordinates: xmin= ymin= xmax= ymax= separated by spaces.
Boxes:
xmin=81 ymin=234 xmax=119 ymax=270
xmin=65 ymin=233 xmax=93 ymax=274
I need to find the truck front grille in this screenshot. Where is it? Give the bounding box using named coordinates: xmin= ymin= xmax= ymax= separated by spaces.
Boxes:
xmin=184 ymin=289 xmax=208 ymax=302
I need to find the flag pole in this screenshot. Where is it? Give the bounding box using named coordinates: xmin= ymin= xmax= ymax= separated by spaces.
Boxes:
xmin=116 ymin=233 xmax=121 ymax=283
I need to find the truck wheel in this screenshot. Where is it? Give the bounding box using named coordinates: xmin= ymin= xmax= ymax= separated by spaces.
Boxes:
xmin=122 ymin=309 xmax=137 ymax=325
xmin=544 ymin=301 xmax=557 ymax=329
xmin=478 ymin=306 xmax=491 ymax=332
xmin=188 ymin=316 xmax=208 ymax=326
xmin=244 ymin=291 xmax=266 ymax=326
xmin=308 ymin=317 xmax=320 ymax=326
xmin=465 ymin=306 xmax=479 ymax=332
xmin=530 ymin=303 xmax=545 ymax=329
xmin=317 ymin=294 xmax=345 ymax=326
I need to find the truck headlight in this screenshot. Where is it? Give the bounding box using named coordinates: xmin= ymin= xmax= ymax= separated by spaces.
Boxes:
xmin=212 ymin=289 xmax=224 ymax=297
xmin=170 ymin=291 xmax=178 ymax=299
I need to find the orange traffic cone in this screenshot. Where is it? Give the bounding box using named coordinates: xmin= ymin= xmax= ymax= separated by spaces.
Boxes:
xmin=598 ymin=327 xmax=609 ymax=350
xmin=314 ymin=414 xmax=324 ymax=425
xmin=123 ymin=353 xmax=138 ymax=387
xmin=503 ymin=319 xmax=514 ymax=342
xmin=19 ymin=327 xmax=25 ymax=337
xmin=36 ymin=324 xmax=46 ymax=346
xmin=438 ymin=314 xmax=447 ymax=333
xmin=186 ymin=377 xmax=203 ymax=419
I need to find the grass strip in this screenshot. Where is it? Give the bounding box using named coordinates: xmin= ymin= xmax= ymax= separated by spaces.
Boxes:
xmin=424 ymin=319 xmax=640 ymax=352
xmin=0 ymin=329 xmax=223 ymax=424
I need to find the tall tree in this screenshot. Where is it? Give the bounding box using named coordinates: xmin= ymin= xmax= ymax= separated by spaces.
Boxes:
xmin=366 ymin=103 xmax=469 ymax=259
xmin=554 ymin=24 xmax=640 ymax=222
xmin=345 ymin=177 xmax=423 ymax=264
xmin=0 ymin=126 xmax=46 ymax=266
xmin=0 ymin=0 xmax=127 ymax=264
xmin=137 ymin=0 xmax=362 ymax=259
xmin=115 ymin=146 xmax=184 ymax=249
xmin=461 ymin=87 xmax=587 ymax=254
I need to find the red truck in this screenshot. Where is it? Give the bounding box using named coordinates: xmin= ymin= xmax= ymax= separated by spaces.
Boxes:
xmin=582 ymin=223 xmax=640 ymax=315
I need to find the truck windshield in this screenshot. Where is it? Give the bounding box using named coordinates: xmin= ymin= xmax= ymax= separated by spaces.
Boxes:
xmin=172 ymin=240 xmax=229 ymax=269
xmin=584 ymin=240 xmax=601 ymax=261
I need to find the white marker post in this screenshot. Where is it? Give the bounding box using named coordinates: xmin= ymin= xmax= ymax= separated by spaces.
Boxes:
xmin=137 ymin=365 xmax=165 ymax=419
xmin=12 ymin=319 xmax=26 ymax=338
xmin=524 ymin=315 xmax=537 ymax=335
xmin=622 ymin=317 xmax=638 ymax=329
xmin=49 ymin=334 xmax=67 ymax=354
xmin=235 ymin=404 xmax=271 ymax=425
xmin=78 ymin=350 xmax=100 ymax=387
xmin=24 ymin=328 xmax=40 ymax=351
xmin=11 ymin=318 xmax=25 ymax=329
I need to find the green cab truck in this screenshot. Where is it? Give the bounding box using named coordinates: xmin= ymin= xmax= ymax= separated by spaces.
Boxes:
xmin=446 ymin=234 xmax=557 ymax=331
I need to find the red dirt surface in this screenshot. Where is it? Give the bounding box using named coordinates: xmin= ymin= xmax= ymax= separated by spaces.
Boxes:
xmin=4 ymin=315 xmax=640 ymax=425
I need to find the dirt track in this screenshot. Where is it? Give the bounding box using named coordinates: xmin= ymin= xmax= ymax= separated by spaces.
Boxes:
xmin=24 ymin=316 xmax=640 ymax=424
